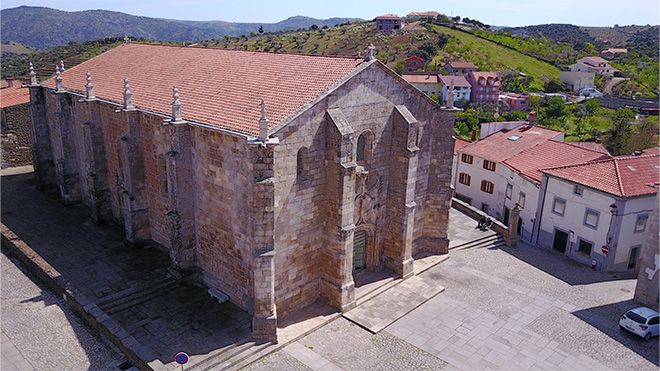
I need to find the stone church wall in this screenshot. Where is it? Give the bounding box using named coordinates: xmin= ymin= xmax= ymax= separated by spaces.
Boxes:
xmin=1 ymin=103 xmax=33 ymax=168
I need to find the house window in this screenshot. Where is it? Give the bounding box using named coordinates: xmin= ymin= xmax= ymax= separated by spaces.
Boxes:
xmin=506 ymin=184 xmax=512 ymax=199
xmin=518 ymin=192 xmax=526 ymax=208
xmin=578 ymin=239 xmax=593 ymax=255
xmin=583 ymin=209 xmax=600 ymax=229
xmin=483 ymin=160 xmax=496 ymax=171
xmin=635 ymin=214 xmax=649 ymax=233
xmin=461 ymin=154 xmax=473 ymax=164
xmin=574 ymin=184 xmax=584 ymax=196
xmin=480 ymin=180 xmax=494 ymax=194
xmin=458 ymin=173 xmax=471 ymax=186
xmin=628 ymin=246 xmax=640 ymax=269
xmin=481 ymin=203 xmax=489 ymax=213
xmin=552 ymin=197 xmax=566 ymax=216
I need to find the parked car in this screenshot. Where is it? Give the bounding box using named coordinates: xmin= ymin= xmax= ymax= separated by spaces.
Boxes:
xmin=619 ymin=307 xmax=659 ymax=340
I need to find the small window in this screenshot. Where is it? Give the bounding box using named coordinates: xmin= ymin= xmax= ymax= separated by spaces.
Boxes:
xmin=628 ymin=246 xmax=640 ymax=269
xmin=552 ymin=198 xmax=566 ymax=216
xmin=458 ymin=173 xmax=471 ymax=186
xmin=296 ymin=147 xmax=308 ymax=180
xmin=583 ymin=209 xmax=600 ymax=229
xmin=574 ymin=184 xmax=584 ymax=196
xmin=461 ymin=153 xmax=473 ymax=164
xmin=481 ymin=203 xmax=489 ymax=213
xmin=505 ymin=184 xmax=512 ymax=199
xmin=480 ymin=180 xmax=494 ymax=194
xmin=578 ymin=239 xmax=593 ymax=255
xmin=356 ymin=134 xmax=366 ymax=162
xmin=635 ymin=214 xmax=648 ymax=233
xmin=518 ymin=192 xmax=526 ymax=209
xmin=483 ymin=160 xmax=496 ymax=171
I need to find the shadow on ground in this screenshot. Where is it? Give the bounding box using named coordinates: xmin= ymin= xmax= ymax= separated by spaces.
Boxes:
xmin=573 ymin=299 xmax=659 ymax=366
xmin=1 ymin=171 xmax=252 ymax=366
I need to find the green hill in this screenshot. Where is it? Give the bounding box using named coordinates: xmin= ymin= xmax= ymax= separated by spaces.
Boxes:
xmin=210 ymin=21 xmax=560 ymax=91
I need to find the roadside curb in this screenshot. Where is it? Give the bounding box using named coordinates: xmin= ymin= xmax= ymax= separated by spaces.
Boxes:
xmin=1 ymin=222 xmax=164 ymax=371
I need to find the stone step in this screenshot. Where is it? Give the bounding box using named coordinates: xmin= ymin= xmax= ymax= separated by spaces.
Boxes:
xmin=99 ymin=279 xmax=180 ymax=314
xmin=94 ymin=277 xmax=174 ymax=308
xmin=450 ymin=235 xmax=502 ymax=251
xmin=216 ymin=342 xmax=273 ymax=371
xmin=187 ymin=339 xmax=271 ymax=371
xmin=355 ymin=277 xmax=401 ymax=307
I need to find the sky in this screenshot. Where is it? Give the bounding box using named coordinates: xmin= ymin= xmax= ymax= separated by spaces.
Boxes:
xmin=1 ymin=0 xmax=659 ymax=27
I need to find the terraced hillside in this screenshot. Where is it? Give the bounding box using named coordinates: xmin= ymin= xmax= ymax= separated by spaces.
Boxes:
xmin=210 ymin=22 xmax=560 ymax=91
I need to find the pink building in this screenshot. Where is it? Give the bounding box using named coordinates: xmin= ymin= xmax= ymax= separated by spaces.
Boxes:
xmin=404 ymin=55 xmax=425 ymax=72
xmin=499 ymin=92 xmax=529 ymax=111
xmin=375 ymin=14 xmax=402 ymax=31
xmin=466 ymin=71 xmax=500 ymax=104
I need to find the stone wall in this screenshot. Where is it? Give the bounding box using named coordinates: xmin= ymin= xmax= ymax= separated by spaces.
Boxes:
xmin=634 ymin=194 xmax=659 ymax=309
xmin=271 ymin=62 xmax=455 ymax=316
xmin=1 ymin=103 xmax=33 ymax=168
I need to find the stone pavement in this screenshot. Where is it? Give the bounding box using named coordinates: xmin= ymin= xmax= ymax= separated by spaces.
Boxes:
xmin=244 ymin=214 xmax=658 ymax=371
xmin=344 ymin=275 xmax=445 ymax=333
xmin=446 ymin=207 xmax=497 ymax=248
xmin=1 ymin=253 xmax=122 ymax=371
xmin=1 ymin=170 xmax=252 ymax=369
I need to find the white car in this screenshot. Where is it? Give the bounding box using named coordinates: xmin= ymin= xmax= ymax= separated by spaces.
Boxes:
xmin=619 ymin=307 xmax=659 ymax=340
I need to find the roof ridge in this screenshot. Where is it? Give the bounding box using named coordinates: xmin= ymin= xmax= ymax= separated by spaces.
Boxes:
xmin=541 ymin=156 xmax=616 ymax=173
xmin=612 ymin=157 xmax=626 ymax=196
xmin=129 ymin=41 xmax=364 ymax=61
xmin=614 ymin=152 xmax=660 ymax=160
xmin=554 ymin=140 xmax=611 ymax=156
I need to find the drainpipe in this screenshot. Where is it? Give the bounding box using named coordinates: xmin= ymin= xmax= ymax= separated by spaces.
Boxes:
xmin=533 ymin=176 xmax=550 ymax=245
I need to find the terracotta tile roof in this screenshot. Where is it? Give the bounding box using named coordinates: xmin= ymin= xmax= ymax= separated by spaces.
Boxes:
xmin=446 ymin=61 xmax=477 ymax=69
xmin=0 ymin=86 xmax=30 ymax=108
xmin=542 ymin=154 xmax=660 ymax=198
xmin=376 ymin=14 xmax=401 ymax=20
xmin=467 ymin=71 xmax=501 ymax=87
xmin=407 ymin=11 xmax=440 ymax=17
xmin=504 ymin=140 xmax=611 ymax=183
xmin=438 ymin=75 xmax=471 ymax=88
xmin=458 ymin=125 xmax=562 ymax=163
xmin=571 ymin=141 xmax=609 ymax=154
xmin=401 ymin=73 xmax=440 ymax=84
xmin=405 ymin=55 xmax=425 ymax=62
xmin=453 ymin=137 xmax=471 ymax=153
xmin=43 ymin=43 xmax=364 ymax=136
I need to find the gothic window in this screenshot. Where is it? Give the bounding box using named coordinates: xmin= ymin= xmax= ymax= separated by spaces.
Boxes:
xmin=297 ymin=147 xmax=308 ymax=180
xmin=356 ymin=131 xmax=373 ymax=164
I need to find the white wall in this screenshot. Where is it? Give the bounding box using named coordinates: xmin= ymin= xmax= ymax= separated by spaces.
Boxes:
xmin=503 ymin=171 xmax=541 ymax=241
xmin=454 ymin=155 xmax=507 ymax=219
xmin=441 ymin=86 xmax=471 ymax=104
xmin=411 ymin=82 xmax=441 ymax=96
xmin=613 ymin=196 xmax=656 ymax=271
xmin=538 ymin=176 xmax=615 ymax=270
xmin=479 ymin=122 xmax=524 ymax=139
xmin=560 ymin=71 xmax=595 ymax=92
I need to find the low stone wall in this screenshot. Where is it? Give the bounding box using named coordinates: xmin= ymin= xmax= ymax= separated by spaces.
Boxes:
xmin=1 ymin=103 xmax=33 ymax=168
xmin=451 ymin=197 xmax=508 ymax=236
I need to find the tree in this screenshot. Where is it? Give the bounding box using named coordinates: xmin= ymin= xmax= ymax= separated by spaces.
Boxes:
xmin=310 ymin=24 xmax=319 ymax=30
xmin=604 ymin=108 xmax=635 ymax=155
xmin=258 ymin=25 xmax=264 ymax=34
xmin=451 ymin=16 xmax=461 ymax=23
xmin=544 ymin=79 xmax=563 ymax=93
xmin=543 ymin=97 xmax=566 ymax=119
xmin=585 ymin=98 xmax=600 ymax=115
xmin=437 ymin=34 xmax=450 ymax=49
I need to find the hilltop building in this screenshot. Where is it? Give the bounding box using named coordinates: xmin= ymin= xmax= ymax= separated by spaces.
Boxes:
xmin=375 ymin=14 xmax=402 ymax=31
xmin=404 ymin=55 xmax=426 ymax=72
xmin=406 ymin=11 xmax=440 ymax=21
xmin=444 ymin=61 xmax=478 ymax=76
xmin=439 ymin=75 xmax=471 ymax=105
xmin=570 ymin=56 xmax=618 ymax=78
xmin=28 ymin=43 xmax=456 ymax=342
xmin=601 ymin=48 xmax=628 ymax=60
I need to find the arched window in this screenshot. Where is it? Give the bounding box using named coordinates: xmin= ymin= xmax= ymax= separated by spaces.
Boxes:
xmin=356 ymin=134 xmax=366 ymax=162
xmin=296 ymin=147 xmax=308 ymax=179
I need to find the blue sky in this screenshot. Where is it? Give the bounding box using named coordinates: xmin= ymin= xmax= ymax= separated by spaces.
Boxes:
xmin=2 ymin=0 xmax=659 ymax=26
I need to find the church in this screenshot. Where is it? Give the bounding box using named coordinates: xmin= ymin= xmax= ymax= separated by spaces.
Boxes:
xmin=28 ymin=41 xmax=456 ymax=342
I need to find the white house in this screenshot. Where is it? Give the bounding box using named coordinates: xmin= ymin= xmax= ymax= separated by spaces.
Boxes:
xmin=454 ymin=123 xmax=564 ymax=226
xmin=439 ymin=75 xmax=471 ymax=105
xmin=560 ymin=70 xmax=595 ymax=92
xmin=401 ymin=73 xmax=442 ymax=97
xmin=535 ymin=153 xmax=659 ymax=273
xmin=570 ymin=56 xmax=618 ymax=78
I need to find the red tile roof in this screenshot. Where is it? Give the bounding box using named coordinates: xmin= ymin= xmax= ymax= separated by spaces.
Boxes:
xmin=376 ymin=14 xmax=401 ymax=20
xmin=405 ymin=55 xmax=425 ymax=63
xmin=401 ymin=73 xmax=440 ymax=84
xmin=504 ymin=140 xmax=611 ymax=183
xmin=43 ymin=43 xmax=364 ymax=136
xmin=571 ymin=141 xmax=609 ymax=154
xmin=579 ymin=56 xmax=609 ymax=66
xmin=454 ymin=137 xmax=471 ymax=153
xmin=468 ymin=71 xmax=500 ymax=86
xmin=446 ymin=61 xmax=477 ymax=69
xmin=438 ymin=75 xmax=471 ymax=88
xmin=457 ymin=125 xmax=562 ymax=163
xmin=0 ymin=85 xmax=30 ymax=108
xmin=542 ymin=154 xmax=660 ymax=198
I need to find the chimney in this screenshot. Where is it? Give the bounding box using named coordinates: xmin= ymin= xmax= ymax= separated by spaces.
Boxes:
xmin=527 ymin=111 xmax=537 ymax=127
xmin=471 ymin=127 xmax=477 ymax=142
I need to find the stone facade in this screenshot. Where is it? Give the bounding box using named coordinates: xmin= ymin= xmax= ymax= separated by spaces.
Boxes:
xmin=29 ymin=58 xmax=455 ymax=342
xmin=634 ymin=194 xmax=659 ymax=309
xmin=1 ymin=103 xmax=33 ymax=168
